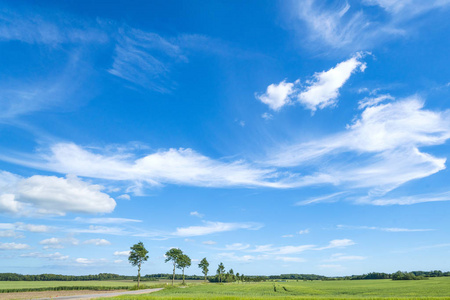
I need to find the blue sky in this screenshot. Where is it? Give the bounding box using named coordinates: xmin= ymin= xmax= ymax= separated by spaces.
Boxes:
xmin=0 ymin=0 xmax=450 ymax=277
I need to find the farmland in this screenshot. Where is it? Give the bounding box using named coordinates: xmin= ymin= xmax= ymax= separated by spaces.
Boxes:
xmin=109 ymin=277 xmax=450 ymax=299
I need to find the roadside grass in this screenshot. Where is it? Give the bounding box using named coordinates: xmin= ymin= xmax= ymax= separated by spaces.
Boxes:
xmin=108 ymin=277 xmax=450 ymax=299
xmin=0 ymin=280 xmax=168 ymax=293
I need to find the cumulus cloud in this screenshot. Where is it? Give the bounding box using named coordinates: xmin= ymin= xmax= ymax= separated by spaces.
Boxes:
xmin=256 ymin=54 xmax=365 ymax=112
xmin=256 ymin=80 xmax=296 ymax=111
xmin=40 ymin=237 xmax=79 ymax=249
xmin=173 ymin=221 xmax=262 ymax=237
xmin=298 ymin=54 xmax=366 ymax=111
xmin=0 ymin=242 xmax=30 ymax=250
xmin=0 ymin=172 xmax=116 ymax=216
xmin=83 ymin=239 xmax=111 ymax=246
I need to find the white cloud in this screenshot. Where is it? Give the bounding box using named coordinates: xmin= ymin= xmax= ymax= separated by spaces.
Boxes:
xmin=202 ymin=240 xmax=217 ymax=245
xmin=0 ymin=7 xmax=107 ymax=45
xmin=117 ymin=194 xmax=131 ymax=200
xmin=71 ymin=225 xmax=128 ymax=236
xmin=326 ymin=253 xmax=366 ymax=262
xmin=297 ymin=54 xmax=366 ymax=112
xmin=286 ymin=0 xmax=450 ymax=50
xmin=109 ymin=27 xmax=184 ymax=93
xmin=40 ymin=237 xmax=79 ymax=249
xmin=282 ymin=234 xmax=294 ymax=238
xmin=358 ymin=191 xmax=450 ymax=205
xmin=83 ymin=239 xmax=111 ymax=246
xmin=114 ymin=259 xmax=123 ymax=264
xmin=10 ymin=143 xmax=297 ymax=189
xmin=225 ymin=243 xmax=250 ymax=251
xmin=114 ymin=250 xmax=130 ymax=256
xmin=337 ymin=224 xmax=434 ymax=232
xmin=0 ymin=242 xmax=30 ymax=250
xmin=269 ymin=97 xmax=450 ymax=196
xmin=296 ymin=192 xmax=346 ymax=206
xmin=21 ymin=252 xmax=69 ymax=260
xmin=256 ymin=80 xmax=296 ymax=111
xmin=0 ymin=230 xmax=23 ymax=238
xmin=276 ymin=256 xmax=306 ymax=262
xmin=0 ymin=171 xmax=116 ymax=216
xmin=298 ymin=229 xmax=310 ymax=235
xmin=173 ymin=221 xmax=262 ymax=237
xmin=256 ymin=54 xmax=365 ymax=112
xmin=190 ymin=211 xmax=204 ymax=218
xmin=74 ymin=217 xmax=142 ymax=224
xmin=319 ymin=264 xmax=342 ymax=269
xmin=358 ymin=94 xmax=395 ymax=110
xmin=76 ymin=258 xmax=96 ymax=264
xmin=247 ymin=239 xmax=354 ymax=255
xmin=261 ymin=112 xmax=273 ymax=120
xmin=218 ymin=252 xmax=268 ymax=262
xmin=316 ymin=239 xmax=355 ymax=250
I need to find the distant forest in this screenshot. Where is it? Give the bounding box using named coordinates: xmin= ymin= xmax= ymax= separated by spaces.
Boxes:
xmin=0 ymin=270 xmax=449 ymax=281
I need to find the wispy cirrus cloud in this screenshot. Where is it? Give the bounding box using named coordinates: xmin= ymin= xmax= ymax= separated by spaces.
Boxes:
xmin=269 ymin=96 xmax=450 ymax=196
xmin=337 ymin=224 xmax=434 ymax=232
xmin=74 ymin=217 xmax=142 ymax=224
xmin=284 ymin=0 xmax=450 ymax=51
xmin=21 ymin=252 xmax=69 ymax=261
xmin=325 ymin=253 xmax=366 ymax=262
xmin=173 ymin=221 xmax=262 ymax=237
xmin=108 ymin=27 xmax=185 ymax=93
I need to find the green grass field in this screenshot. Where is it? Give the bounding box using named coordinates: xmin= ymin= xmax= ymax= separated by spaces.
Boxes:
xmin=109 ymin=277 xmax=450 ymax=299
xmin=0 ymin=279 xmax=199 ymax=293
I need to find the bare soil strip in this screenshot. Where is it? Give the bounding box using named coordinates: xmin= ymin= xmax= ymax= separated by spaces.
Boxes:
xmin=1 ymin=288 xmax=163 ymax=300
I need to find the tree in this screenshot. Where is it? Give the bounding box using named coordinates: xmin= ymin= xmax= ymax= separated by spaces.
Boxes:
xmin=198 ymin=258 xmax=209 ymax=282
xmin=236 ymin=272 xmax=240 ymax=282
xmin=165 ymin=248 xmax=183 ymax=286
xmin=229 ymin=269 xmax=235 ymax=282
xmin=177 ymin=254 xmax=191 ymax=285
xmin=216 ymin=262 xmax=225 ymax=283
xmin=128 ymin=241 xmax=149 ymax=288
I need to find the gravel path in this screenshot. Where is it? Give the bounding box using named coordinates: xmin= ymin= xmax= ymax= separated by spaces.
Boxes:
xmin=33 ymin=288 xmax=164 ymax=300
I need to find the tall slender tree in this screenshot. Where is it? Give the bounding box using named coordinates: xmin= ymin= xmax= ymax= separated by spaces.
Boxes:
xmin=165 ymin=248 xmax=183 ymax=286
xmin=198 ymin=257 xmax=209 ymax=282
xmin=128 ymin=241 xmax=149 ymax=288
xmin=216 ymin=262 xmax=225 ymax=283
xmin=177 ymin=254 xmax=191 ymax=285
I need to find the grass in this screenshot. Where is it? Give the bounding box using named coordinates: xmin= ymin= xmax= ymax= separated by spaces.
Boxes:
xmin=108 ymin=277 xmax=450 ymax=299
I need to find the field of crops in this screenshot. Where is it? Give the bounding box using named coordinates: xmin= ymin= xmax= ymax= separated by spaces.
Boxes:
xmin=110 ymin=277 xmax=450 ymax=299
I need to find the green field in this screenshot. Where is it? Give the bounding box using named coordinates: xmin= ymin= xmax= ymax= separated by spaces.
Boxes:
xmin=0 ymin=279 xmax=197 ymax=293
xmin=109 ymin=277 xmax=450 ymax=299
